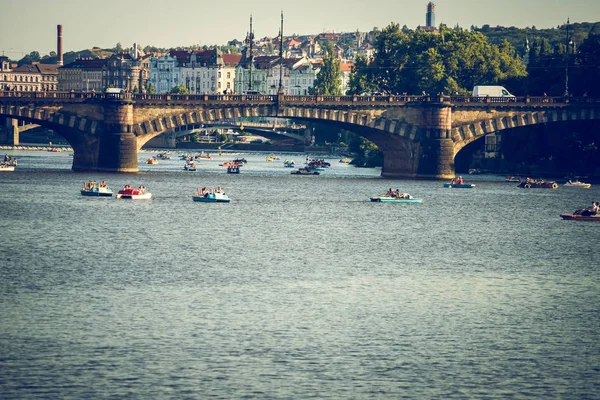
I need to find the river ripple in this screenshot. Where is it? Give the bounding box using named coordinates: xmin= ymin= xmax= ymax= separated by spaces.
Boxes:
xmin=1 ymin=150 xmax=599 ymax=399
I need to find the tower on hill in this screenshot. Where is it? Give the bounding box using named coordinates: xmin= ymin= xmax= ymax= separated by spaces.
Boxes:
xmin=426 ymin=2 xmax=436 ymax=28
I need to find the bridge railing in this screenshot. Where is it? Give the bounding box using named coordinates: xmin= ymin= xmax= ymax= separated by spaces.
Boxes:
xmin=2 ymin=90 xmax=600 ymax=105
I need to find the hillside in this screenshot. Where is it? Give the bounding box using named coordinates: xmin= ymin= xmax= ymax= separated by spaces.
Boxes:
xmin=474 ymin=22 xmax=599 ymax=55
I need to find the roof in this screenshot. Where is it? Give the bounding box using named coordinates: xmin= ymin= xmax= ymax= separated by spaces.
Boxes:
xmin=13 ymin=63 xmax=60 ymax=74
xmin=340 ymin=62 xmax=353 ymax=72
xmin=222 ymin=54 xmax=242 ymax=66
xmin=169 ymin=49 xmax=192 ymax=65
xmin=60 ymin=58 xmax=107 ymax=70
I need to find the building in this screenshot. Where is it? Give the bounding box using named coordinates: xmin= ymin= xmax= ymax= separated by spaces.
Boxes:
xmin=340 ymin=61 xmax=354 ymax=94
xmin=58 ymin=58 xmax=105 ymax=92
xmin=148 ymin=54 xmax=180 ymax=94
xmin=103 ymin=44 xmax=150 ymax=92
xmin=1 ymin=57 xmax=58 ymax=92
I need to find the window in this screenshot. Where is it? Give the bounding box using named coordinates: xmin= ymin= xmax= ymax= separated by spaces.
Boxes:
xmin=227 ymin=72 xmax=230 ymax=79
xmin=218 ymin=72 xmax=221 ymax=78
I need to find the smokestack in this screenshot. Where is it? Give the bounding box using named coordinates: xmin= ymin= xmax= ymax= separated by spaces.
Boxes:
xmin=57 ymin=25 xmax=63 ymax=66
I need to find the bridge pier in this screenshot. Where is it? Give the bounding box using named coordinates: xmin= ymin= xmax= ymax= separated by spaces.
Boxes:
xmin=381 ymin=102 xmax=455 ymax=179
xmin=97 ymin=98 xmax=138 ymax=172
xmin=0 ymin=118 xmax=19 ymax=145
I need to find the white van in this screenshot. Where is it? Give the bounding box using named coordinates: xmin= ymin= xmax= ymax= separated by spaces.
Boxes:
xmin=105 ymin=88 xmax=124 ymax=94
xmin=472 ymin=85 xmax=515 ymax=98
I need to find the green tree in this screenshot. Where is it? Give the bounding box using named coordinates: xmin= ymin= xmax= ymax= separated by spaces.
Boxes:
xmin=310 ymin=41 xmax=342 ymax=95
xmin=574 ymin=28 xmax=600 ymax=95
xmin=170 ymin=84 xmax=189 ymax=94
xmin=349 ymin=23 xmax=526 ymax=95
xmin=147 ymin=83 xmax=156 ymax=94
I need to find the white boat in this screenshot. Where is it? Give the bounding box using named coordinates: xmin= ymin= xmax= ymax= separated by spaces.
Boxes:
xmin=0 ymin=164 xmax=15 ymax=172
xmin=564 ymin=180 xmax=591 ymax=189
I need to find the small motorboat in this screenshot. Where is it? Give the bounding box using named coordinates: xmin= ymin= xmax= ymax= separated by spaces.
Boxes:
xmin=116 ymin=186 xmax=152 ymax=200
xmin=339 ymin=157 xmax=351 ymax=163
xmin=233 ymin=158 xmax=247 ymax=164
xmin=444 ymin=183 xmax=476 ymax=188
xmin=155 ymin=153 xmax=171 ymax=160
xmin=145 ymin=158 xmax=158 ymax=165
xmin=560 ymin=213 xmax=600 ymax=221
xmin=284 ymin=160 xmax=295 ymax=168
xmin=505 ymin=175 xmax=521 ymax=182
xmin=266 ymin=156 xmax=273 ymax=162
xmin=292 ymin=168 xmax=320 ymax=175
xmin=193 ymin=193 xmax=231 ymax=203
xmin=468 ymin=168 xmax=481 ymax=174
xmin=227 ymin=165 xmax=240 ymax=174
xmin=563 ymin=180 xmax=591 ymax=189
xmin=370 ymin=196 xmax=422 ymax=203
xmin=184 ymin=163 xmax=197 ymax=171
xmin=81 ymin=186 xmax=113 ymax=197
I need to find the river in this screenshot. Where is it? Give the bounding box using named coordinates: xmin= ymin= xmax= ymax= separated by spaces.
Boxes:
xmin=1 ymin=149 xmax=599 ymax=399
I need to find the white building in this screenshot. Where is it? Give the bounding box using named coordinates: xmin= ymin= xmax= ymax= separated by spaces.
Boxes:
xmin=149 ymin=55 xmax=180 ymax=94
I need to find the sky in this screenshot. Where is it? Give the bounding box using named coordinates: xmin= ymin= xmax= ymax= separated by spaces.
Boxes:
xmin=1 ymin=0 xmax=599 ymax=58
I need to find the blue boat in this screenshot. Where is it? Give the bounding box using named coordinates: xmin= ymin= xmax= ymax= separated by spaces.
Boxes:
xmin=444 ymin=183 xmax=476 ymax=188
xmin=81 ymin=187 xmax=113 ymax=197
xmin=370 ymin=196 xmax=422 ymax=203
xmin=192 ymin=193 xmax=231 ymax=203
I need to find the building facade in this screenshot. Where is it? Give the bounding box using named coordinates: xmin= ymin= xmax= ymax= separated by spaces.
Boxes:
xmin=1 ymin=56 xmax=58 ymax=92
xmin=58 ymin=59 xmax=105 ymax=92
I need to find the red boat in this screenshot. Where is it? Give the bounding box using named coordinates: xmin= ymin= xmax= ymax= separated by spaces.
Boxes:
xmin=116 ymin=185 xmax=152 ymax=200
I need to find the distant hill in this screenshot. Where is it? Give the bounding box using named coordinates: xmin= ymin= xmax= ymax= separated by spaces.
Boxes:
xmin=474 ymin=22 xmax=599 ymax=55
xmin=40 ymin=47 xmax=114 ymax=65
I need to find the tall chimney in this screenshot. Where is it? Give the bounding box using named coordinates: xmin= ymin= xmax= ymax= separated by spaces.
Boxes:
xmin=57 ymin=25 xmax=63 ymax=66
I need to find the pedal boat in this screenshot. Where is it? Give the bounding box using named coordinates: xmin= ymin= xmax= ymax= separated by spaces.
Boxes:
xmin=370 ymin=196 xmax=422 ymax=203
xmin=560 ymin=213 xmax=600 ymax=221
xmin=192 ymin=193 xmax=231 ymax=203
xmin=116 ymin=188 xmax=152 ymax=199
xmin=81 ymin=187 xmax=113 ymax=197
xmin=444 ymin=183 xmax=476 ymax=188
xmin=563 ymin=181 xmax=591 ymax=189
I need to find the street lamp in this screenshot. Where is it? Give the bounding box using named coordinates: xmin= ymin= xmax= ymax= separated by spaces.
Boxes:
xmin=564 ymin=18 xmax=571 ymax=97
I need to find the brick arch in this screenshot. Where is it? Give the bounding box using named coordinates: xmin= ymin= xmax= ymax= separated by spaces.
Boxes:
xmin=451 ymin=107 xmax=600 ymax=154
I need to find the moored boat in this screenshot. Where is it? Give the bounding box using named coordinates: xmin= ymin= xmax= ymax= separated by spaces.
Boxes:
xmin=116 ymin=185 xmax=152 ymax=199
xmin=505 ymin=175 xmax=521 ymax=182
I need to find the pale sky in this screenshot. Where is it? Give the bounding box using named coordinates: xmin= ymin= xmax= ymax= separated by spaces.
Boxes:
xmin=1 ymin=0 xmax=599 ymax=58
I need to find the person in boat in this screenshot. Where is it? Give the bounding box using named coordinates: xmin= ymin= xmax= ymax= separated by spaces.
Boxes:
xmin=386 ymin=188 xmax=394 ymax=197
xmin=456 ymin=176 xmax=464 ymax=184
xmin=216 ymin=186 xmax=224 ymax=194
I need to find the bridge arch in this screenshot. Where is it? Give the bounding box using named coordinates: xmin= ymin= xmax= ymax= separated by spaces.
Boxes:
xmin=0 ymin=104 xmax=103 ymax=170
xmin=451 ymin=107 xmax=600 ymax=154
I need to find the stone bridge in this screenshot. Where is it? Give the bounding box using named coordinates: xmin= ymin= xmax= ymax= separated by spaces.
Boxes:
xmin=1 ymin=91 xmax=599 ymax=179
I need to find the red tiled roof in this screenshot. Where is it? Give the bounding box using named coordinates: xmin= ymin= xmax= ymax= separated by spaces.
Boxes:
xmin=222 ymin=54 xmax=242 ymax=66
xmin=169 ymin=49 xmax=192 ymax=65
